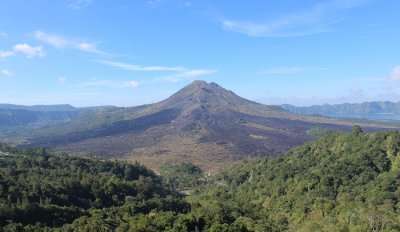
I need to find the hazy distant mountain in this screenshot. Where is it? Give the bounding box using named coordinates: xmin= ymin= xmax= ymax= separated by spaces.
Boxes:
xmin=282 ymin=101 xmax=400 ymax=121
xmin=0 ymin=104 xmax=78 ymax=130
xmin=0 ymin=104 xmax=121 ymax=142
xmin=0 ymin=81 xmax=397 ymax=171
xmin=0 ymin=104 xmax=76 ymax=111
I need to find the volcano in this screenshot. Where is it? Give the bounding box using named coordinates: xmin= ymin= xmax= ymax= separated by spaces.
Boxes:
xmin=13 ymin=81 xmax=397 ymax=171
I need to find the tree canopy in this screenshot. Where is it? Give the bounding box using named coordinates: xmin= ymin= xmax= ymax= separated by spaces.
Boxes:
xmin=1 ymin=130 xmax=400 ymax=231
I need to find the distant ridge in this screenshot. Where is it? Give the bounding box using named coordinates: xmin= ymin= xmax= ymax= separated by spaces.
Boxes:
xmin=282 ymin=101 xmax=400 ymax=121
xmin=0 ymin=81 xmax=398 ymax=171
xmin=0 ymin=104 xmax=76 ymax=111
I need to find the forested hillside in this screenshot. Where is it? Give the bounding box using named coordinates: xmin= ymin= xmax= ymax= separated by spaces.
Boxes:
xmin=0 ymin=145 xmax=191 ymax=231
xmin=1 ymin=128 xmax=400 ymax=231
xmin=192 ymin=127 xmax=400 ymax=231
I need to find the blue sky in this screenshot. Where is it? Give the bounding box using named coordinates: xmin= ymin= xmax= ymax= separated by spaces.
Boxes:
xmin=0 ymin=0 xmax=399 ymax=106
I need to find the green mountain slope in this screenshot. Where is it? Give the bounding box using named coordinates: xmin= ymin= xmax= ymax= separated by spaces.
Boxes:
xmin=189 ymin=128 xmax=400 ymax=231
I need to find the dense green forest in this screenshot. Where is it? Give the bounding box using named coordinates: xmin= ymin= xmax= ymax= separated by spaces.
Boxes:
xmin=0 ymin=145 xmax=191 ymax=231
xmin=191 ymin=127 xmax=400 ymax=231
xmin=160 ymin=162 xmax=205 ymax=192
xmin=1 ymin=127 xmax=400 ymax=231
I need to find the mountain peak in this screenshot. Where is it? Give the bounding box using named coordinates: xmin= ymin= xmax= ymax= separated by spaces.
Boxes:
xmin=151 ymin=80 xmax=284 ymax=116
xmin=162 ymin=80 xmax=240 ymax=107
xmin=184 ymin=80 xmax=222 ymax=91
xmin=188 ymin=80 xmax=208 ymax=87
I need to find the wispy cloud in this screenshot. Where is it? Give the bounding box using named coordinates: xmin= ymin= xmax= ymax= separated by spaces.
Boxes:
xmin=67 ymin=0 xmax=93 ymax=9
xmin=97 ymin=60 xmax=186 ymax=72
xmin=34 ymin=31 xmax=68 ymax=48
xmin=147 ymin=0 xmax=161 ymax=5
xmin=98 ymin=60 xmax=217 ymax=82
xmin=389 ymin=66 xmax=400 ymax=81
xmin=146 ymin=0 xmax=192 ymax=8
xmin=77 ymin=42 xmax=104 ymax=54
xmin=58 ymin=76 xmax=67 ymax=84
xmin=0 ymin=43 xmax=46 ymax=59
xmin=259 ymin=66 xmax=326 ymax=75
xmin=34 ymin=31 xmax=107 ymax=55
xmin=160 ymin=69 xmax=217 ymax=82
xmin=1 ymin=44 xmax=45 ymax=59
xmin=221 ymin=0 xmax=370 ymax=37
xmin=177 ymin=69 xmax=217 ymax=78
xmin=0 ymin=32 xmax=8 ymax=38
xmin=0 ymin=69 xmax=13 ymax=77
xmin=80 ymin=79 xmax=140 ymax=89
xmin=259 ymin=67 xmax=307 ymax=75
xmin=0 ymin=51 xmax=14 ymax=59
xmin=126 ymin=80 xmax=140 ymax=88
xmin=13 ymin=44 xmax=45 ymax=58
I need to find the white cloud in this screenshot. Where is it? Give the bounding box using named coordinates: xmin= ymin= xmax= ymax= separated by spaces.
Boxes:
xmin=174 ymin=69 xmax=217 ymax=78
xmin=13 ymin=44 xmax=45 ymax=58
xmin=0 ymin=50 xmax=14 ymax=59
xmin=0 ymin=69 xmax=13 ymax=77
xmin=81 ymin=79 xmax=140 ymax=89
xmin=221 ymin=0 xmax=370 ymax=37
xmin=159 ymin=69 xmax=217 ymax=83
xmin=34 ymin=31 xmax=106 ymax=55
xmin=67 ymin=0 xmax=93 ymax=9
xmin=58 ymin=76 xmax=67 ymax=84
xmin=126 ymin=80 xmax=140 ymax=88
xmin=389 ymin=66 xmax=400 ymax=80
xmin=146 ymin=0 xmax=192 ymax=8
xmin=98 ymin=60 xmax=217 ymax=83
xmin=77 ymin=42 xmax=106 ymax=55
xmin=1 ymin=43 xmax=45 ymax=59
xmin=147 ymin=0 xmax=161 ymax=6
xmin=259 ymin=66 xmax=326 ymax=75
xmin=97 ymin=60 xmax=185 ymax=72
xmin=259 ymin=67 xmax=307 ymax=75
xmin=34 ymin=31 xmax=68 ymax=48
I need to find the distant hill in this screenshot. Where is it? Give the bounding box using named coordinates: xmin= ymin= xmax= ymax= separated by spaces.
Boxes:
xmin=0 ymin=81 xmax=397 ymax=171
xmin=0 ymin=104 xmax=119 ymax=137
xmin=0 ymin=104 xmax=76 ymax=111
xmin=282 ymin=101 xmax=400 ymax=121
xmin=0 ymin=104 xmax=79 ymax=133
